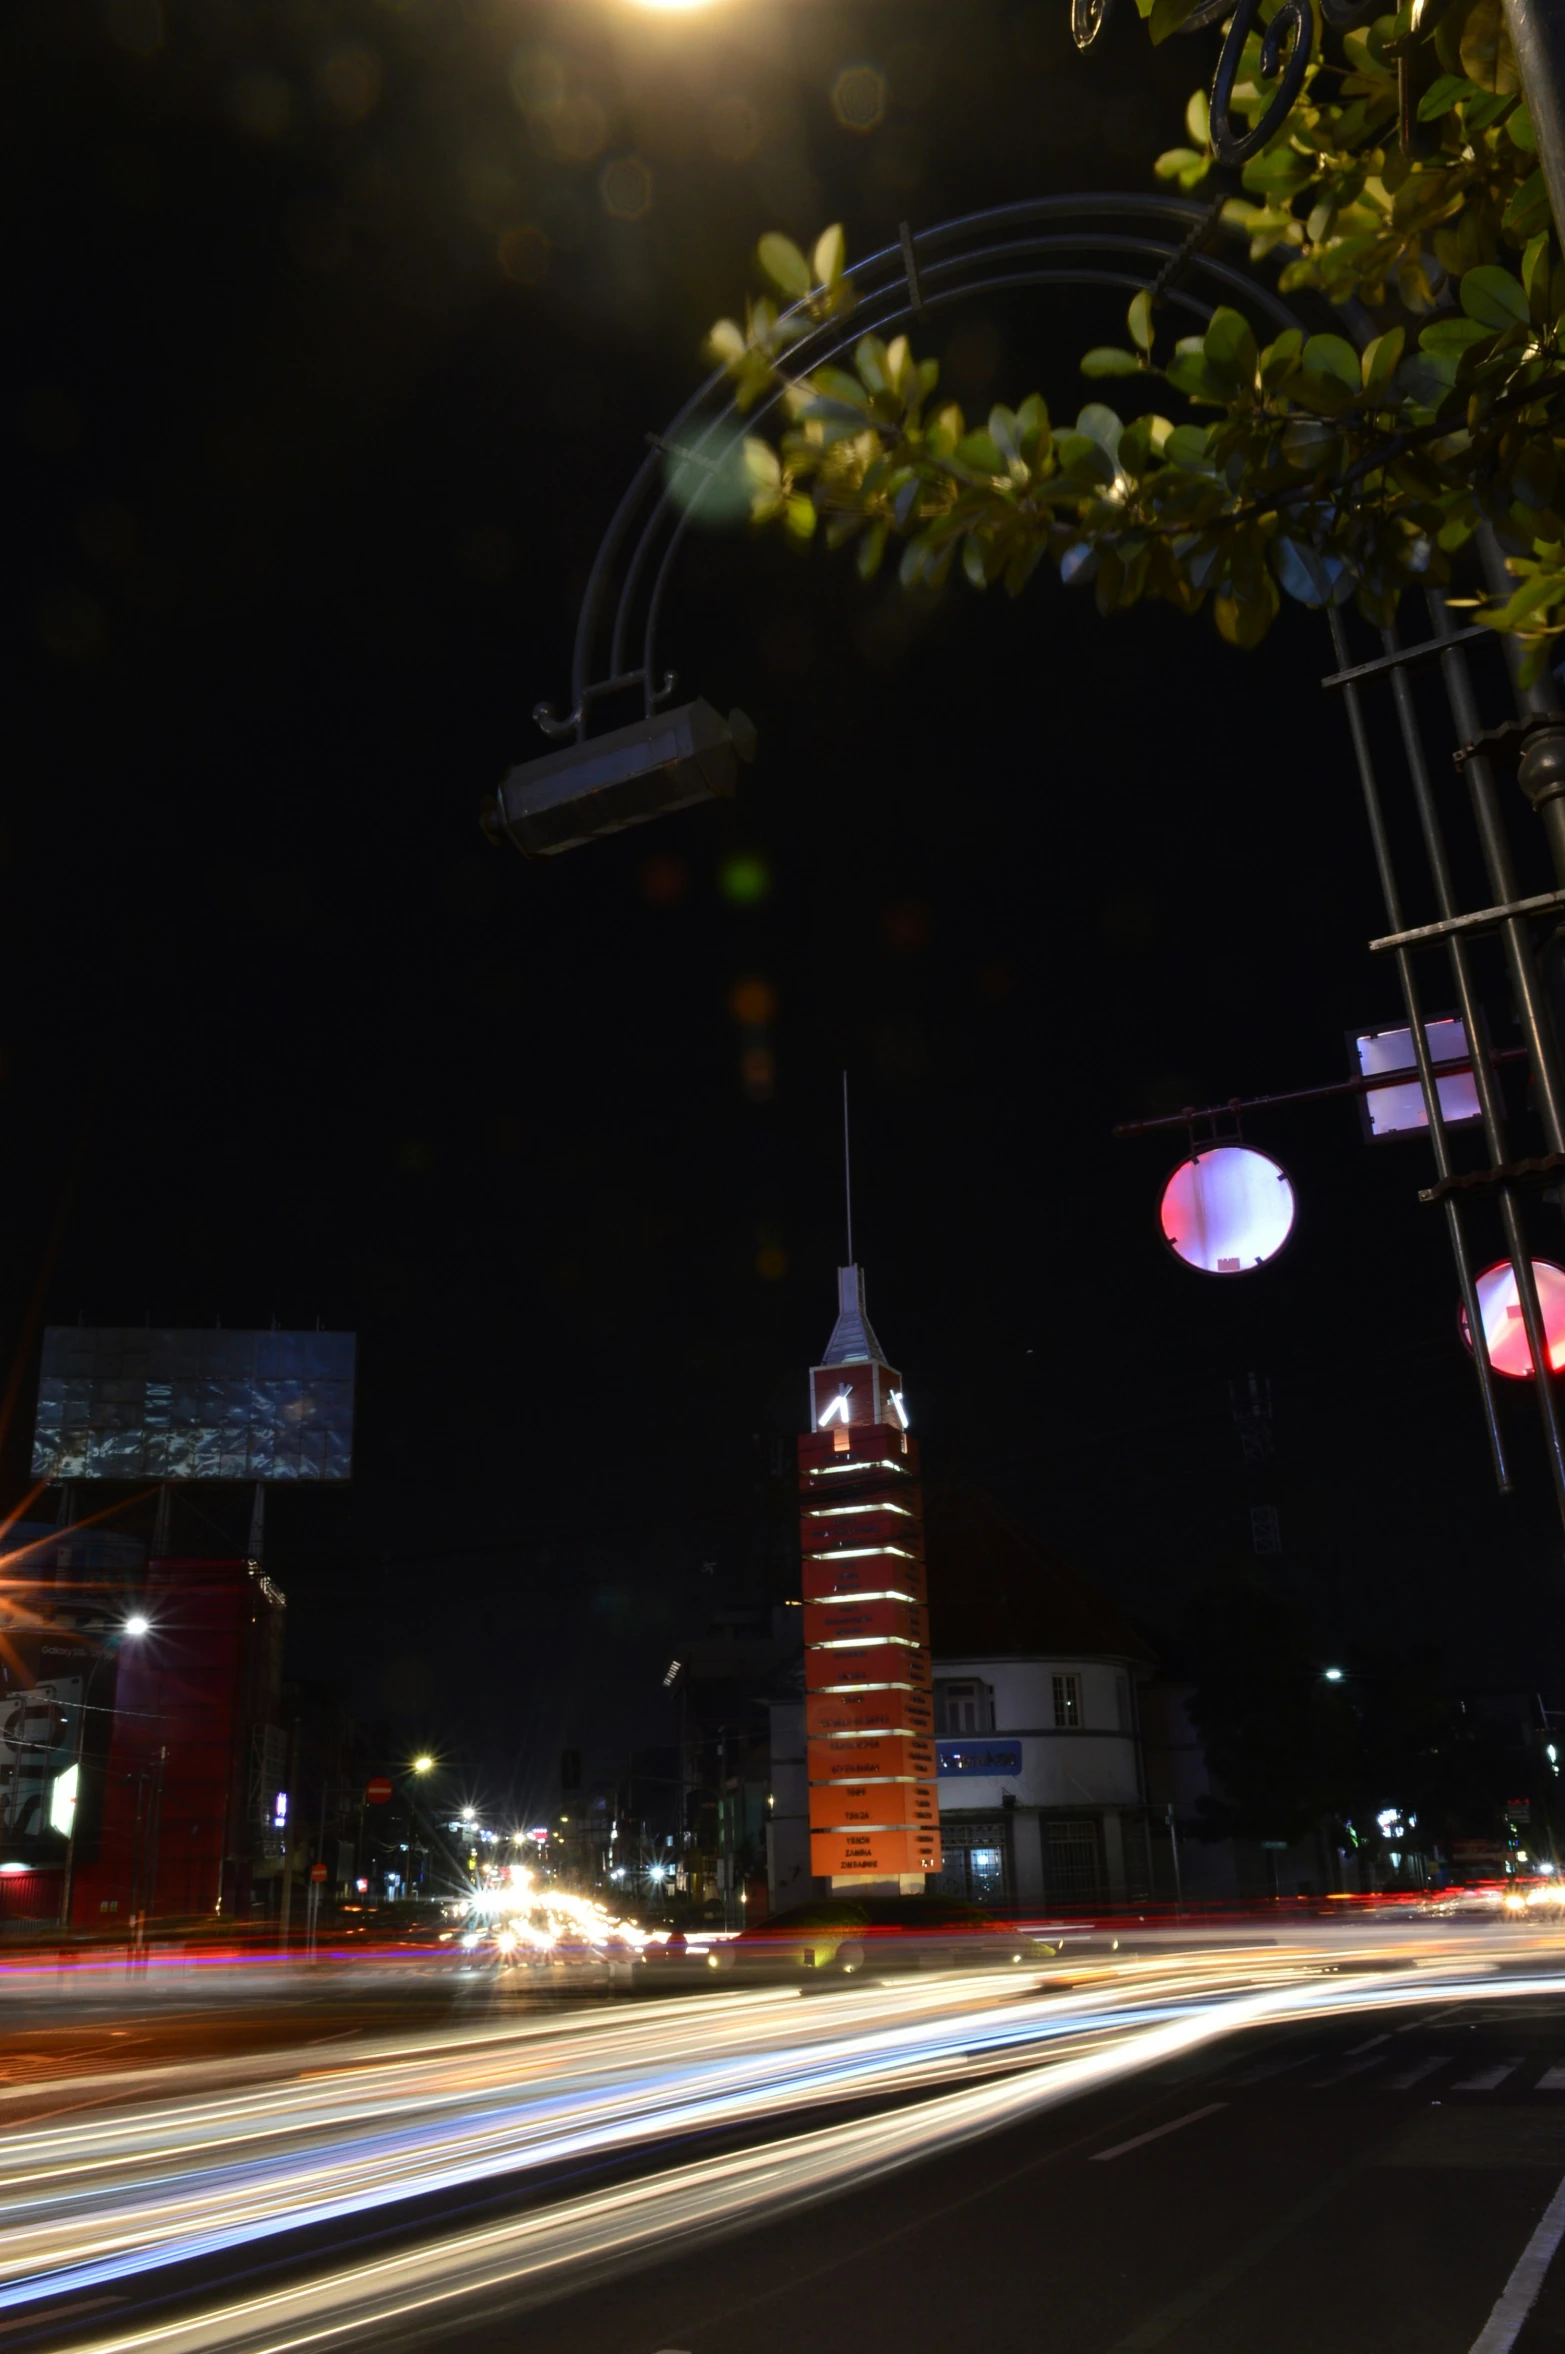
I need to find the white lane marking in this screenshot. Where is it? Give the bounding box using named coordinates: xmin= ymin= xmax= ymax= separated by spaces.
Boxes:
xmin=1312 ymin=2052 xmax=1389 ymax=2089
xmin=1452 ymin=2059 xmax=1523 ymax=2092
xmin=1346 ymin=2032 xmax=1392 ymax=2056
xmin=1468 ymin=2164 xmax=1565 ymax=2353
xmin=1091 ymin=2103 xmax=1228 ymax=2163
xmin=1226 ymin=2051 xmax=1317 ymax=2086
xmin=1385 ymin=2055 xmax=1448 ymax=2091
xmin=1537 ymin=2064 xmax=1565 ymax=2092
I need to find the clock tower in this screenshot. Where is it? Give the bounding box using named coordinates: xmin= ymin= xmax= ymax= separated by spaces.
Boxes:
xmin=799 ymin=1264 xmax=941 ymax=1887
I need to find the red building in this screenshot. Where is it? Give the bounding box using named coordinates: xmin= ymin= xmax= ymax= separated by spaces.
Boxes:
xmin=0 ymin=1534 xmax=285 ymax=1930
xmin=800 ymin=1266 xmax=941 ymax=1888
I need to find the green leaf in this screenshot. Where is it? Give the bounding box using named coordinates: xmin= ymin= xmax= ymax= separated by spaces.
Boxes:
xmin=1418 ymin=72 xmax=1479 ymax=120
xmin=1080 ymin=346 xmax=1143 ymax=377
xmin=812 ymin=224 xmax=847 ymax=287
xmin=1459 ymin=0 xmax=1519 ymax=94
xmin=1185 ymin=88 xmax=1210 ymax=148
xmin=757 ymin=233 xmax=812 ymax=299
xmin=1506 ymin=168 xmax=1552 ymax=242
xmin=1301 ymin=334 xmax=1362 ymax=392
xmin=1076 ymin=403 xmax=1124 ymax=460
xmin=1524 ymin=231 xmax=1553 ymax=324
xmin=1460 ymin=263 xmax=1530 ymax=327
xmin=955 ymin=429 xmax=1005 ymax=474
xmin=1128 ymin=289 xmax=1154 ymax=355
xmin=1203 ymin=307 xmax=1260 ymax=392
xmin=1148 ymin=0 xmax=1200 ymax=42
xmin=1419 ymin=314 xmax=1493 ymax=353
xmin=1164 ymin=424 xmax=1213 ymax=467
xmin=1361 ymin=326 xmax=1406 ymax=391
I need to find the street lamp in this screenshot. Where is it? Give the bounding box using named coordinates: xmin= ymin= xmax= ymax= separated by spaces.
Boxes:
xmin=1324 ymin=1668 xmax=1345 ymax=1684
xmin=411 ymin=1754 xmax=434 ymax=1775
xmin=60 ymin=1613 xmax=150 ymax=1931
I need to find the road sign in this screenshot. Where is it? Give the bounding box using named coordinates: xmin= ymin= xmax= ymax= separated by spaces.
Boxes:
xmin=1159 ymin=1145 xmax=1296 ymax=1275
xmin=365 ymin=1776 xmax=393 ymax=1804
xmin=309 ymin=1862 xmax=328 ymax=1883
xmin=1460 ymin=1259 xmax=1565 ymax=1379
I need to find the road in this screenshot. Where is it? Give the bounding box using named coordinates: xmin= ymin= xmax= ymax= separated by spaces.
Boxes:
xmin=5 ymin=1924 xmax=1565 ymax=2354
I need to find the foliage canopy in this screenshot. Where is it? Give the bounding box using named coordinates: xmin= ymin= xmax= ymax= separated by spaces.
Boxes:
xmin=700 ymin=0 xmax=1565 ymax=676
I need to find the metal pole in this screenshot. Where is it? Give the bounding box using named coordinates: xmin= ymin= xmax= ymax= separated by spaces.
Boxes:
xmin=1502 ymin=0 xmax=1565 ymax=246
xmin=1329 ymin=608 xmax=1512 ymax=1493
xmin=1428 ymin=597 xmax=1565 ymax=1151
xmin=1381 ymin=617 xmax=1565 ymax=1519
xmin=1165 ymin=1801 xmax=1183 ymax=1915
xmin=279 ymin=1717 xmax=298 ymax=1951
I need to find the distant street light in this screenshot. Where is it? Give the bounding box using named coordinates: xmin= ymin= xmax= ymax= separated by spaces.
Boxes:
xmin=124 ymin=1614 xmax=150 ymax=1637
xmin=412 ymin=1754 xmax=434 ymax=1774
xmin=1324 ymin=1668 xmax=1345 ymax=1684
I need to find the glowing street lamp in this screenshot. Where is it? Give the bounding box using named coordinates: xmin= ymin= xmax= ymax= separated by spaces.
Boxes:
xmin=412 ymin=1754 xmax=434 ymax=1774
xmin=124 ymin=1614 xmax=150 ymax=1638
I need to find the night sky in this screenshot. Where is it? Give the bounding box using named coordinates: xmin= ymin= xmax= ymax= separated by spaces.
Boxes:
xmin=9 ymin=0 xmax=1565 ymax=1816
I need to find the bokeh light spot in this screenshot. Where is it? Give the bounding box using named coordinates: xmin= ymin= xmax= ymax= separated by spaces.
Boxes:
xmin=729 ymin=976 xmax=777 ymax=1027
xmin=638 ymin=853 xmax=688 ymax=907
xmin=740 ymin=1046 xmax=775 ymax=1102
xmin=600 ymin=156 xmax=654 ymax=219
xmin=719 ymin=854 xmax=771 ymax=904
xmin=317 ymin=45 xmax=383 ymax=124
xmin=228 ymin=65 xmax=295 ymax=138
xmin=881 ymin=899 xmax=931 ymax=956
xmin=497 ymin=224 xmax=549 ymax=286
xmin=831 ymin=64 xmax=887 ymax=132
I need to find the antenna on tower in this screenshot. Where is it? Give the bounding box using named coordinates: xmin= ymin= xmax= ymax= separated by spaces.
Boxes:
xmin=842 ymin=1070 xmax=854 ymax=1266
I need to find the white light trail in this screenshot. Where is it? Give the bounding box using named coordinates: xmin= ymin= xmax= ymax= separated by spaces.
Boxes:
xmin=7 ymin=1929 xmax=1563 ymax=2354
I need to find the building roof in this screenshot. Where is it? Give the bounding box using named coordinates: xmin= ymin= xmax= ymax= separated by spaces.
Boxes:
xmin=818 ymin=1265 xmax=890 ymax=1369
xmin=923 ymin=1486 xmax=1158 ymax=1669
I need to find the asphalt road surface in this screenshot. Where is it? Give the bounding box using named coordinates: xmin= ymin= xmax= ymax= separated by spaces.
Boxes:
xmin=9 ymin=1929 xmax=1565 ymax=2354
xmin=448 ymin=1987 xmax=1565 ymax=2354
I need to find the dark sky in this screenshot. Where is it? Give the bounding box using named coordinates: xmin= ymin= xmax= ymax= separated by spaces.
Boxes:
xmin=8 ymin=0 xmax=1565 ymax=1815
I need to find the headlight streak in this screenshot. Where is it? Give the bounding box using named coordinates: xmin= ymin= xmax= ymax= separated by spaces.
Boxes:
xmin=42 ymin=1948 xmax=1565 ymax=2354
xmin=1 ymin=1932 xmax=1557 ymax=2351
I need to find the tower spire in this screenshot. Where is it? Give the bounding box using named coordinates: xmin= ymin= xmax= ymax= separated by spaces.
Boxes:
xmin=842 ymin=1070 xmax=854 ymax=1268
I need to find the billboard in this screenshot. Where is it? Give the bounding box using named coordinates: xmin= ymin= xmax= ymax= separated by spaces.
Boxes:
xmin=0 ymin=1627 xmax=106 ymax=1861
xmin=32 ymin=1328 xmax=356 ymax=1483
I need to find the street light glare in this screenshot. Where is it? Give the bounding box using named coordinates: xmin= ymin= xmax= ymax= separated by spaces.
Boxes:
xmin=1324 ymin=1667 xmax=1345 ymax=1682
xmin=412 ymin=1755 xmax=434 ymax=1773
xmin=124 ymin=1614 xmax=150 ymax=1637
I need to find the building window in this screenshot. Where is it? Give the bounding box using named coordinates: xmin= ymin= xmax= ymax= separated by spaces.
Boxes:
xmin=936 ymin=1679 xmax=995 ymax=1736
xmin=1044 ymin=1818 xmax=1102 ymax=1904
xmin=1052 ymin=1673 xmax=1082 ymax=1729
xmin=933 ymin=1817 xmax=1012 ymax=1904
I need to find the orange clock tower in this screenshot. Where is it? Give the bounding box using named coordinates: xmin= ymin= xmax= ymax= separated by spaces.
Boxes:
xmin=800 ymin=1265 xmax=941 ymax=1887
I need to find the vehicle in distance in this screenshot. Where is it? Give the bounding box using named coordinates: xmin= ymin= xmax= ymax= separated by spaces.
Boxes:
xmin=710 ymin=1895 xmax=1065 ymax=1977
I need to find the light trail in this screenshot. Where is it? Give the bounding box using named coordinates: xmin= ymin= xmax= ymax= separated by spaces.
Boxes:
xmin=4 ymin=1927 xmax=1561 ymax=2353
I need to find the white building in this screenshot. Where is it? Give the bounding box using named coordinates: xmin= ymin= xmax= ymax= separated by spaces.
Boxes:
xmin=924 ymin=1489 xmax=1158 ymax=1909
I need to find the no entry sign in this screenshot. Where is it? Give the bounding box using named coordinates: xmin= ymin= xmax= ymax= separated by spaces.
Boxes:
xmin=309 ymin=1862 xmax=328 ymax=1883
xmin=365 ymin=1776 xmax=393 ymax=1804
